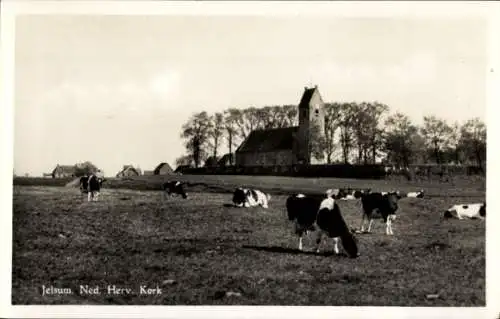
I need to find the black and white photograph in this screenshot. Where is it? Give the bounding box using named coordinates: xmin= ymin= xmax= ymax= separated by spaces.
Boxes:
xmin=1 ymin=1 xmax=499 ymax=318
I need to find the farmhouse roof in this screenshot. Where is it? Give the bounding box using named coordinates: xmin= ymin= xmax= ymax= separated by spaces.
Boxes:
xmin=154 ymin=162 xmax=173 ymax=174
xmin=116 ymin=165 xmax=139 ymax=176
xmin=236 ymin=126 xmax=299 ymax=153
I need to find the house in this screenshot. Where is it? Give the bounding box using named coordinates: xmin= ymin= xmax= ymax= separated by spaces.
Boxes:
xmin=154 ymin=162 xmax=174 ymax=175
xmin=51 ymin=164 xmax=75 ymax=178
xmin=116 ymin=165 xmax=140 ymax=178
xmin=143 ymin=170 xmax=154 ymax=176
xmin=217 ymin=153 xmax=234 ymax=167
xmin=235 ymin=85 xmax=326 ymax=166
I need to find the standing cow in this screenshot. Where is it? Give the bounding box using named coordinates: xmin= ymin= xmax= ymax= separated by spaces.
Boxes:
xmin=359 ymin=191 xmax=401 ymax=235
xmin=286 ymin=190 xmax=359 ymax=258
xmin=80 ymin=174 xmax=103 ymax=202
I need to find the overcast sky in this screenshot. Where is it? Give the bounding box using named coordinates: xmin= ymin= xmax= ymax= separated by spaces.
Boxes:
xmin=14 ymin=14 xmax=488 ymax=176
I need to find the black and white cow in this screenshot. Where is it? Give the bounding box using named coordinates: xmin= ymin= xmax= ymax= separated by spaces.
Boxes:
xmin=339 ymin=188 xmax=371 ymax=200
xmin=406 ymin=189 xmax=424 ymax=198
xmin=359 ymin=191 xmax=400 ymax=235
xmin=162 ymin=181 xmax=188 ymax=199
xmin=286 ymin=190 xmax=359 ymax=258
xmin=444 ymin=202 xmax=485 ymax=220
xmin=232 ymin=187 xmax=271 ymax=208
xmin=79 ymin=174 xmax=104 ymax=201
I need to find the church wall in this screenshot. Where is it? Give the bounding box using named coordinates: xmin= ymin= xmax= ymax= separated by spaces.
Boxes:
xmin=235 ymin=150 xmax=295 ymax=166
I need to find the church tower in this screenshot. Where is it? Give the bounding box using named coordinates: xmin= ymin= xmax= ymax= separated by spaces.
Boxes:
xmin=296 ymin=85 xmax=326 ymax=165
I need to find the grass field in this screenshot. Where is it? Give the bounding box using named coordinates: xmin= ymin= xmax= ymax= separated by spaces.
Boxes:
xmin=12 ymin=175 xmax=485 ymax=306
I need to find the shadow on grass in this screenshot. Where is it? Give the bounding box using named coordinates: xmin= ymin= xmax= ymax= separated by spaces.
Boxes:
xmin=241 ymin=245 xmax=351 ymax=258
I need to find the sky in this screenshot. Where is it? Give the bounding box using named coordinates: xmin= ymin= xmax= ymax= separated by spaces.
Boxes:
xmin=13 ymin=14 xmax=489 ymax=177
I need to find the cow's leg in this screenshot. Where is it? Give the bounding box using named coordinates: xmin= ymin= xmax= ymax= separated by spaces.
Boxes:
xmin=94 ymin=191 xmax=100 ymax=201
xmin=87 ymin=191 xmax=92 ymax=202
xmin=315 ymin=231 xmax=323 ymax=253
xmin=333 ymin=237 xmax=340 ymax=254
xmin=367 ymin=219 xmax=374 ymax=233
xmin=360 ymin=213 xmax=366 ymax=232
xmin=298 ymin=235 xmax=304 ymax=251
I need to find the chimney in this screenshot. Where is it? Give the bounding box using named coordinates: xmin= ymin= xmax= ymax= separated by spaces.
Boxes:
xmin=314 ymin=85 xmax=318 ymax=89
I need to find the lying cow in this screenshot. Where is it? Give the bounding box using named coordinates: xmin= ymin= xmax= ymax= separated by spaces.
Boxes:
xmin=359 ymin=191 xmax=400 ymax=235
xmin=79 ymin=174 xmax=103 ymax=201
xmin=232 ymin=187 xmax=271 ymax=208
xmin=444 ymin=203 xmax=485 ymax=220
xmin=162 ymin=181 xmax=188 ymax=199
xmin=406 ymin=189 xmax=424 ymax=198
xmin=286 ymin=189 xmax=359 ymax=258
xmin=339 ymin=188 xmax=371 ymax=200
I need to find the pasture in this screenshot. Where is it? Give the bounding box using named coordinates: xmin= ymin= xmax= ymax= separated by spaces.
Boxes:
xmin=12 ymin=175 xmax=485 ymax=306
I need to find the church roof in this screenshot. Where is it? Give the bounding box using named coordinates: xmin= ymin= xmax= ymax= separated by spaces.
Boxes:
xmin=298 ymin=86 xmax=317 ymax=109
xmin=236 ymin=126 xmax=299 ymax=153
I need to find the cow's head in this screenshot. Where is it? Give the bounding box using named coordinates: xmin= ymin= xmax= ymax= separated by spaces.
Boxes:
xmin=443 ymin=210 xmax=454 ymax=218
xmin=479 ymin=203 xmax=486 ymax=217
xmin=173 ymin=182 xmax=188 ymax=199
xmin=340 ymin=232 xmax=359 ymax=258
xmin=232 ymin=188 xmax=246 ymax=207
xmin=385 ymin=192 xmax=400 ymax=212
xmin=386 ymin=191 xmax=401 ymax=200
xmin=325 ymin=188 xmax=340 ymax=199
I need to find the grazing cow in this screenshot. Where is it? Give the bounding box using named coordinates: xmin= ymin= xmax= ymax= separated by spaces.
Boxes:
xmin=444 ymin=203 xmax=485 ymax=220
xmin=286 ymin=190 xmax=358 ymax=258
xmin=232 ymin=187 xmax=271 ymax=208
xmin=406 ymin=189 xmax=424 ymax=198
xmin=359 ymin=192 xmax=400 ymax=235
xmin=79 ymin=174 xmax=103 ymax=201
xmin=162 ymin=181 xmax=188 ymax=199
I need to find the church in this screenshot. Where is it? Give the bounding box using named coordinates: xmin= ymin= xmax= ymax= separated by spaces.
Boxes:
xmin=235 ymin=85 xmax=326 ymax=166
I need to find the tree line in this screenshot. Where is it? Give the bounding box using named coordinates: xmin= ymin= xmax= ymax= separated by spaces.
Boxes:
xmin=177 ymin=102 xmax=486 ymax=172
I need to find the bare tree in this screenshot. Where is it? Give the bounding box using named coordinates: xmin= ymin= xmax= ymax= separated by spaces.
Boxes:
xmin=208 ymin=112 xmax=225 ymax=159
xmin=223 ymin=108 xmax=242 ymax=165
xmin=180 ymin=111 xmax=212 ymax=168
xmin=349 ymin=102 xmax=388 ymax=164
xmin=421 ymin=116 xmax=453 ymax=164
xmin=338 ymin=103 xmax=356 ymax=164
xmin=384 ymin=112 xmax=424 ymax=168
xmin=323 ymin=102 xmax=342 ymax=163
xmin=459 ymin=117 xmax=486 ymax=170
xmin=282 ymin=104 xmax=298 ymax=127
xmin=175 ymin=155 xmax=193 ymax=167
